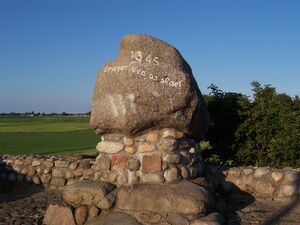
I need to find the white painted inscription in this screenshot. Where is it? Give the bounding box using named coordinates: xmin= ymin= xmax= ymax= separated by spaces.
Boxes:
xmin=131 ymin=51 xmax=159 ymax=66
xmin=103 ymin=50 xmax=183 ymax=88
xmin=127 ymin=94 xmax=136 ymax=113
xmin=105 ymin=94 xmax=136 ymax=118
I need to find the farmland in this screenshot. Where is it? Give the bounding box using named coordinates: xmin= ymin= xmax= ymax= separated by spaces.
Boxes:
xmin=0 ymin=116 xmax=99 ymax=155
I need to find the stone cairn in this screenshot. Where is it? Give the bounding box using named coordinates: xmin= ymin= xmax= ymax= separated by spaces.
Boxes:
xmin=89 ymin=33 xmax=209 ymax=187
xmin=42 ymin=34 xmax=223 ymax=225
xmin=94 ymin=129 xmax=204 ymax=185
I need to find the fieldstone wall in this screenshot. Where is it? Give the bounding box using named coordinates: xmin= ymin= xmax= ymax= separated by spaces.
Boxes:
xmin=0 ymin=154 xmax=96 ymax=189
xmin=1 ymin=152 xmax=299 ymax=199
xmin=206 ymin=165 xmax=300 ymax=199
xmin=0 ymin=129 xmax=204 ymax=188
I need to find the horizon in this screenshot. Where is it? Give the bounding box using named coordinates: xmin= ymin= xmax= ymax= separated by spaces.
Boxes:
xmin=1 ymin=0 xmax=299 ymax=113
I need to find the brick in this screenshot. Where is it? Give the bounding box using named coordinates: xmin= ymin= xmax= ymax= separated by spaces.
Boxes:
xmin=142 ymin=155 xmax=161 ymax=173
xmin=111 ymin=155 xmax=127 ymax=170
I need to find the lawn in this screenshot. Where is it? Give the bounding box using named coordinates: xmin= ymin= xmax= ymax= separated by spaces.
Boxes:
xmin=0 ymin=116 xmax=100 ymax=155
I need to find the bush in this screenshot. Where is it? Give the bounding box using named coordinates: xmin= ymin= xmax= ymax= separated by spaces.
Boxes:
xmin=202 ymin=84 xmax=245 ymax=165
xmin=234 ymin=81 xmax=300 ymax=167
xmin=202 ymin=82 xmax=300 ymax=168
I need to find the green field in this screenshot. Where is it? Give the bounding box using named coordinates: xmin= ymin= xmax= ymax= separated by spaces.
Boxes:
xmin=0 ymin=117 xmax=100 ymax=155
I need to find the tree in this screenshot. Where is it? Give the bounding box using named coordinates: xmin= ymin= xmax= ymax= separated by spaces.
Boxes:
xmin=202 ymin=84 xmax=246 ymax=165
xmin=234 ymin=81 xmax=300 ymax=167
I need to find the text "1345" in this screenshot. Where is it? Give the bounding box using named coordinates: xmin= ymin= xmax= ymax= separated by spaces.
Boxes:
xmin=131 ymin=51 xmax=160 ymax=66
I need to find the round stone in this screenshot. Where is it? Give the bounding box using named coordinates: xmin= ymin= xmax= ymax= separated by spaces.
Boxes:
xmin=66 ymin=170 xmax=75 ymax=179
xmin=284 ymin=171 xmax=298 ymax=183
xmin=243 ymin=168 xmax=253 ymax=176
xmin=162 ymin=128 xmax=177 ymax=138
xmin=180 ymin=166 xmax=189 ymax=179
xmin=254 ymin=167 xmax=269 ymax=178
xmin=69 ymin=162 xmax=78 ymax=170
xmin=123 ymin=137 xmax=134 ymax=145
xmin=126 ymin=158 xmax=140 ymax=171
xmin=32 ymin=175 xmax=41 ymax=184
xmin=88 ymin=206 xmax=100 ymax=220
xmin=146 ymin=132 xmax=159 ymax=143
xmin=44 ymin=160 xmax=54 ymax=168
xmin=158 ymin=138 xmax=176 ymax=151
xmin=138 ymin=143 xmax=156 ymax=153
xmin=271 ymin=171 xmax=283 ymax=182
xmin=41 ymin=174 xmax=52 ymax=184
xmin=282 ymin=184 xmax=297 ymax=197
xmin=124 ymin=146 xmax=137 ymax=154
xmin=164 ymin=167 xmax=181 ymax=182
xmin=128 ymin=171 xmax=140 ymax=184
xmin=163 ymin=153 xmax=181 ymax=164
xmin=141 ymin=173 xmax=164 ymax=184
xmin=96 ymin=141 xmax=124 ymax=154
xmin=75 ymin=206 xmax=88 ymax=225
xmin=117 ymin=172 xmax=128 ymax=185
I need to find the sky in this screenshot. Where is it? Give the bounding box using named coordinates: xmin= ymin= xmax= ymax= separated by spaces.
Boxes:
xmin=0 ymin=0 xmax=299 ymax=113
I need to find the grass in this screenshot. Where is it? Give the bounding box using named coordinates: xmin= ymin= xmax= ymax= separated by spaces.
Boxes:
xmin=0 ymin=116 xmax=100 ymax=155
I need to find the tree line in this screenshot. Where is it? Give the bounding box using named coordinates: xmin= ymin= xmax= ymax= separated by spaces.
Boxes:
xmin=0 ymin=111 xmax=91 ymax=117
xmin=202 ymin=81 xmax=300 ymax=168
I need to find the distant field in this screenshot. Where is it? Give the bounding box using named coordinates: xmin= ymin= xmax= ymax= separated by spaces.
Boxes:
xmin=0 ymin=117 xmax=99 ymax=155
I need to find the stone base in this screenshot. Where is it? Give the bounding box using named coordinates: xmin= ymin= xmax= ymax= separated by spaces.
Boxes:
xmin=45 ymin=179 xmax=217 ymax=225
xmin=95 ymin=128 xmax=204 ymax=186
xmin=116 ymin=181 xmax=215 ymax=215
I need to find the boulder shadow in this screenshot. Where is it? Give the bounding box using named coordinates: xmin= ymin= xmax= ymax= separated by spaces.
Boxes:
xmin=260 ymin=172 xmax=300 ymax=225
xmin=204 ymin=165 xmax=256 ymax=225
xmin=205 ymin=165 xmax=300 ymax=225
xmin=0 ymin=160 xmax=45 ymax=204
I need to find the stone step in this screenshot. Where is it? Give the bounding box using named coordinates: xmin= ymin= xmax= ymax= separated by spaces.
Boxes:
xmin=116 ymin=181 xmax=215 ymax=215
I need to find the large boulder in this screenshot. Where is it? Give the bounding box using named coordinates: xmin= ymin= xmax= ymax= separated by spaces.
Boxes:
xmin=63 ymin=180 xmax=116 ymax=209
xmin=90 ymin=34 xmax=209 ymax=141
xmin=85 ymin=212 xmax=141 ymax=225
xmin=43 ymin=204 xmax=76 ymax=225
xmin=116 ymin=181 xmax=214 ymax=215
